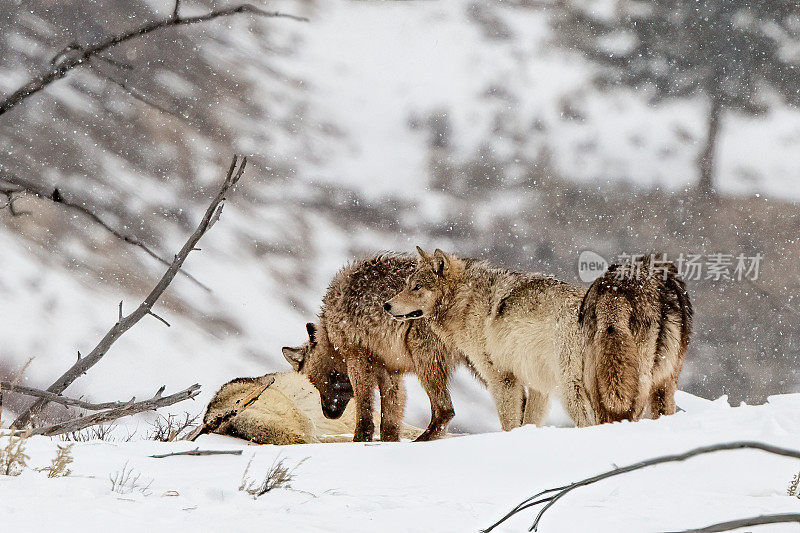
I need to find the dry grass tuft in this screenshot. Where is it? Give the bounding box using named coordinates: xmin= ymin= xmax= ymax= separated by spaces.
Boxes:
xmin=149 ymin=412 xmax=199 ymax=442
xmin=0 ymin=433 xmax=29 ymax=476
xmin=109 ymin=461 xmax=153 ymax=495
xmin=239 ymin=455 xmax=307 ymax=498
xmin=38 ymin=444 xmax=74 ymax=478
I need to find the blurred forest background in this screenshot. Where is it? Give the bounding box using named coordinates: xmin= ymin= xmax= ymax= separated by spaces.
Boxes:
xmin=1 ymin=0 xmax=800 ymax=430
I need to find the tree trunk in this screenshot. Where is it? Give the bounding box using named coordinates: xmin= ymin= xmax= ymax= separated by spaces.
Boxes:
xmin=698 ymin=97 xmax=722 ymax=199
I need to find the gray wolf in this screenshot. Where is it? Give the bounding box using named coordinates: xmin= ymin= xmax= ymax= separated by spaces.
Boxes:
xmin=202 ymin=371 xmax=421 ymax=444
xmin=282 ymin=253 xmax=460 ymax=442
xmin=385 ymin=247 xmax=594 ymax=429
xmin=579 ymin=256 xmax=692 ymax=422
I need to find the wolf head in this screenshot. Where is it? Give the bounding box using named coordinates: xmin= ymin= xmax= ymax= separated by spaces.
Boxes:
xmin=384 ymin=246 xmax=459 ymax=321
xmin=204 ymin=375 xmax=268 ymax=425
xmin=282 ymin=322 xmax=353 ymax=420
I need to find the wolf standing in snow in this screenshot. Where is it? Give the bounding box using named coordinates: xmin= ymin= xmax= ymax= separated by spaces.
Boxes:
xmin=385 ymin=247 xmax=594 ymax=429
xmin=579 ymin=256 xmax=692 ymax=423
xmin=282 ymin=254 xmax=460 ymax=442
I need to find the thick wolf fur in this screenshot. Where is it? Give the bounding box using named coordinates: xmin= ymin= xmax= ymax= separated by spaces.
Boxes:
xmin=579 ymin=257 xmax=693 ymax=423
xmin=282 ymin=254 xmax=460 ymax=442
xmin=386 ymin=248 xmax=595 ymax=429
xmin=203 ymin=372 xmax=420 ymax=444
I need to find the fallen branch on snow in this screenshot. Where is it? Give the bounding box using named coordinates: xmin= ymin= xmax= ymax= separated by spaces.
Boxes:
xmin=676 ymin=513 xmax=800 ymax=533
xmin=150 ymin=448 xmax=243 ymax=458
xmin=483 ymin=441 xmax=800 ymax=532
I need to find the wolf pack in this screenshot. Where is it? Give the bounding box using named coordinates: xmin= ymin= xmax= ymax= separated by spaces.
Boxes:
xmin=203 ymin=247 xmax=692 ymax=445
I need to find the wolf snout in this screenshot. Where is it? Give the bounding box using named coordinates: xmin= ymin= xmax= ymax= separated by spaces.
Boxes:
xmin=383 ymin=302 xmax=392 ymax=312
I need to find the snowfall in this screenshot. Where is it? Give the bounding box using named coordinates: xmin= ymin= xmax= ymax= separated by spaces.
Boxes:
xmin=4 ymin=0 xmax=800 ymax=530
xmin=2 ymin=392 xmax=800 ymax=532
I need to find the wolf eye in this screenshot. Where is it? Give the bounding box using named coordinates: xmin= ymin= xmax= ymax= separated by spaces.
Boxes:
xmin=412 ymin=283 xmax=421 ymax=291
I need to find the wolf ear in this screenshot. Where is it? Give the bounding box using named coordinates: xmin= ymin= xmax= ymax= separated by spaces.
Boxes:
xmin=432 ymin=248 xmax=450 ymax=276
xmin=282 ymin=346 xmax=305 ymax=371
xmin=305 ymin=322 xmax=317 ymax=346
xmin=415 ymin=246 xmax=430 ymax=262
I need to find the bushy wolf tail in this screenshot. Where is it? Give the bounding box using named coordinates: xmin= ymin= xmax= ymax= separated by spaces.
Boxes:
xmin=593 ymin=314 xmax=639 ymax=418
xmin=579 ymin=256 xmax=692 ymax=422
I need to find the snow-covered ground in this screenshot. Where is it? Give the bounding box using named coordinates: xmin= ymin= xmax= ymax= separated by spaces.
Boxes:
xmin=4 ymin=392 xmax=800 ymax=532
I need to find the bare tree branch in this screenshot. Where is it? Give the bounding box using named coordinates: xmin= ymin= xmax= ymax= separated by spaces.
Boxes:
xmin=0 ymin=187 xmax=30 ymax=216
xmin=150 ymin=448 xmax=243 ymax=458
xmin=96 ymin=69 xmax=192 ymax=123
xmin=0 ymin=381 xmax=135 ymax=411
xmin=11 ymin=155 xmax=247 ymax=429
xmin=95 ymin=53 xmax=134 ymax=70
xmin=21 ymin=384 xmax=201 ymax=437
xmin=677 ymin=513 xmax=800 ymax=533
xmin=147 ymin=310 xmax=171 ymax=327
xmin=483 ymin=441 xmax=800 ymax=532
xmin=0 ymin=169 xmax=210 ymax=291
xmin=0 ymin=4 xmax=306 ymax=117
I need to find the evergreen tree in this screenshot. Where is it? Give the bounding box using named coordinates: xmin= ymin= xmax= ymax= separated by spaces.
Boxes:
xmin=556 ymin=1 xmax=800 ymax=196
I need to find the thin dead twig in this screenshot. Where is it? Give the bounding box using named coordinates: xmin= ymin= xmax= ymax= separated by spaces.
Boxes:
xmin=60 ymin=423 xmax=122 ymax=442
xmin=109 ymin=461 xmax=152 ymax=495
xmin=97 ymin=71 xmax=192 ymax=123
xmin=149 ymin=412 xmax=199 ymax=441
xmin=150 ymin=448 xmax=243 ymax=458
xmin=483 ymin=441 xmax=800 ymax=532
xmin=0 ymin=4 xmax=306 ymax=117
xmin=11 ymin=155 xmax=247 ymax=429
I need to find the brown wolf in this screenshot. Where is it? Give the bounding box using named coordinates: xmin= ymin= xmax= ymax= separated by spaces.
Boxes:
xmin=579 ymin=256 xmax=693 ymax=423
xmin=385 ymin=247 xmax=594 ymax=429
xmin=202 ymin=372 xmax=421 ymax=444
xmin=282 ymin=254 xmax=460 ymax=442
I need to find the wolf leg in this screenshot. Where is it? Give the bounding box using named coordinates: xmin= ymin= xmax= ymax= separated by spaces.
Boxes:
xmin=650 ymin=381 xmax=677 ymax=418
xmin=413 ymin=358 xmax=455 ymax=442
xmin=377 ymin=369 xmax=405 ymax=442
xmin=486 ymin=374 xmax=525 ymax=431
xmin=560 ymin=330 xmax=595 ymax=427
xmin=346 ymin=355 xmax=376 ymax=442
xmin=562 ymin=380 xmax=594 ymax=427
xmin=522 ymin=389 xmax=549 ymax=426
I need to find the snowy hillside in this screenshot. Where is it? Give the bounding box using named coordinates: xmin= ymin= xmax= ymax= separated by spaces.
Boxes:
xmin=284 ymin=0 xmax=800 ymax=200
xmin=4 ymin=392 xmax=800 ymax=532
